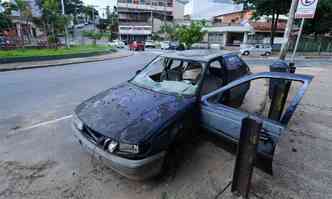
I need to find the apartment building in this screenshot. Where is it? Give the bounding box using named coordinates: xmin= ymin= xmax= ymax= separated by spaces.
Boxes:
xmin=184 ymin=0 xmax=242 ymax=20
xmin=117 ymin=0 xmax=186 ymax=42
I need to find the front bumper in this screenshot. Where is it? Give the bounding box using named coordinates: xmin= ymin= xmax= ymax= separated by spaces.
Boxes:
xmin=72 ymin=125 xmax=166 ymax=180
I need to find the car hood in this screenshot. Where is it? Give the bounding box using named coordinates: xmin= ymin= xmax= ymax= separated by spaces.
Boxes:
xmin=75 ymin=82 xmax=195 ymax=144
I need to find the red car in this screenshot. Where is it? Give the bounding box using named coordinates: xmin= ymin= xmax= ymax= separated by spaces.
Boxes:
xmin=129 ymin=41 xmax=145 ymax=51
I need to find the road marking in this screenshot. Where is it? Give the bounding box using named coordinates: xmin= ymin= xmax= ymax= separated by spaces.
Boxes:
xmin=8 ymin=115 xmax=73 ymax=135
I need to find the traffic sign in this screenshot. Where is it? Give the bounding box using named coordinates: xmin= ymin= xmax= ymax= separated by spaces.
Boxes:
xmin=295 ymin=0 xmax=319 ymax=18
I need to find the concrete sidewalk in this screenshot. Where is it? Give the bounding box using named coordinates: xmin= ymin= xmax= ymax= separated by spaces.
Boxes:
xmin=0 ymin=51 xmax=133 ymax=72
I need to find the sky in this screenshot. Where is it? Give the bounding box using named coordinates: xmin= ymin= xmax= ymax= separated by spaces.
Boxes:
xmin=83 ymin=0 xmax=116 ymax=18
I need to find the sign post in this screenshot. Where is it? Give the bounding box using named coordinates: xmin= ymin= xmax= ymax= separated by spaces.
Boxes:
xmin=291 ymin=0 xmax=319 ymax=62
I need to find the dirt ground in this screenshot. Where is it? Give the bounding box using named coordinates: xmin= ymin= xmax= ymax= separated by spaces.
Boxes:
xmin=1 ymin=64 xmax=332 ymax=199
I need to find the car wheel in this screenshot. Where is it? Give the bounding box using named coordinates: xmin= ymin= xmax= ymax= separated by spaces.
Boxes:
xmin=265 ymin=52 xmax=271 ymax=56
xmin=157 ymin=120 xmax=199 ymax=179
xmin=243 ymin=51 xmax=250 ymax=56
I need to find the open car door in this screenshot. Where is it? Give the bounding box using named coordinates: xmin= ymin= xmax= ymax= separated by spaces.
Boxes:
xmin=200 ymin=72 xmax=313 ymax=174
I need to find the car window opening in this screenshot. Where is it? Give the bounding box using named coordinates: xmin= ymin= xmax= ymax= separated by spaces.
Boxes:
xmin=132 ymin=56 xmax=204 ymax=95
xmin=209 ymin=77 xmax=304 ymax=123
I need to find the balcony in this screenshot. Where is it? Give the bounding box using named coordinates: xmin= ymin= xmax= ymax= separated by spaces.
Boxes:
xmin=119 ymin=24 xmax=152 ymax=35
xmin=117 ymin=2 xmax=173 ymax=12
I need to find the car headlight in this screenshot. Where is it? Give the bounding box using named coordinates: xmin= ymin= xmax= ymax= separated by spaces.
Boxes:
xmin=73 ymin=114 xmax=84 ymax=131
xmin=118 ymin=143 xmax=140 ymax=154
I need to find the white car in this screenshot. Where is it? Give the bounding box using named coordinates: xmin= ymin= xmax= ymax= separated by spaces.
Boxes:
xmin=74 ymin=24 xmax=85 ymax=29
xmin=160 ymin=41 xmax=170 ymax=50
xmin=108 ymin=40 xmax=125 ymax=48
xmin=240 ymin=44 xmax=272 ymax=56
xmin=145 ymin=40 xmax=156 ymax=48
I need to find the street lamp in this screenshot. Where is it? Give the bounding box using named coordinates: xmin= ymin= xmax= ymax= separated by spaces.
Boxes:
xmin=60 ymin=0 xmax=70 ymax=48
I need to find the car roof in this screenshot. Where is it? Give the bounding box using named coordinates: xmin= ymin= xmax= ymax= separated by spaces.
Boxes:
xmin=161 ymin=49 xmax=237 ymax=62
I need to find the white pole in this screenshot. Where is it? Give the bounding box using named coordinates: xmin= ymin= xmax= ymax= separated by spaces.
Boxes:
xmin=61 ymin=0 xmax=70 ymax=48
xmin=279 ymin=0 xmax=299 ymax=60
xmin=291 ymin=18 xmax=305 ymax=62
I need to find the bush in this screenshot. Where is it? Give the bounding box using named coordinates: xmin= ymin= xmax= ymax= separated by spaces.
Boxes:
xmin=82 ymin=31 xmax=110 ymax=45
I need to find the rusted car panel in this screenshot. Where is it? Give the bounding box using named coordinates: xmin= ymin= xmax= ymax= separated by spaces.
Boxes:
xmin=201 ymin=72 xmax=313 ymax=172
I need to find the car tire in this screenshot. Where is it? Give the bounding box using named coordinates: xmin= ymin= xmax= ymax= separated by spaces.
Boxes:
xmin=243 ymin=51 xmax=250 ymax=56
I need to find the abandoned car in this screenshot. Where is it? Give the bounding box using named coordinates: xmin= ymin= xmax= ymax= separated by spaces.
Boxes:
xmin=72 ymin=50 xmax=312 ymax=180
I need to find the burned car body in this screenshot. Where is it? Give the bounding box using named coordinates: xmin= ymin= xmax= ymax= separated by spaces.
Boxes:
xmin=72 ymin=50 xmax=312 ymax=179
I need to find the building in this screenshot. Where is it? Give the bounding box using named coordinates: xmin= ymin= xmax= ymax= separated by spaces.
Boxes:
xmin=204 ymin=10 xmax=287 ymax=48
xmin=117 ymin=0 xmax=186 ymax=42
xmin=1 ymin=0 xmax=43 ymax=44
xmin=184 ymin=0 xmax=243 ymax=20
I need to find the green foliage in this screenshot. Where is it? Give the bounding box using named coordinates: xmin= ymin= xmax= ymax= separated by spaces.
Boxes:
xmin=0 ymin=45 xmax=112 ymax=58
xmin=233 ymin=0 xmax=291 ymax=45
xmin=303 ymin=0 xmax=332 ymax=35
xmin=0 ymin=13 xmax=12 ymax=29
xmin=160 ymin=23 xmax=179 ymax=40
xmin=175 ymin=22 xmax=206 ymax=48
xmin=82 ymin=31 xmax=110 ymax=45
xmin=98 ymin=6 xmax=118 ymax=35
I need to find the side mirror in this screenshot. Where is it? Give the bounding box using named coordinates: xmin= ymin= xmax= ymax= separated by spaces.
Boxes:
xmin=136 ymin=70 xmax=141 ymax=75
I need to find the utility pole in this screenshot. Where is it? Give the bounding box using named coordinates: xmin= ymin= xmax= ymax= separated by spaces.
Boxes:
xmin=61 ymin=0 xmax=70 ymax=48
xmin=279 ymin=0 xmax=299 ymax=60
xmin=291 ymin=18 xmax=305 ymax=63
xmin=92 ymin=6 xmax=95 ymax=30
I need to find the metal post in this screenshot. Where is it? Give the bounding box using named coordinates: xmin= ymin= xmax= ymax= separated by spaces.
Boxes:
xmin=279 ymin=0 xmax=299 ymax=60
xmin=61 ymin=0 xmax=70 ymax=48
xmin=291 ymin=18 xmax=305 ymax=63
xmin=92 ymin=7 xmax=95 ymax=30
xmin=231 ymin=116 xmax=262 ymax=199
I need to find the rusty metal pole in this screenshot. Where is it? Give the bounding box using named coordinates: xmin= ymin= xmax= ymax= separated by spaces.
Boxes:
xmin=231 ymin=116 xmax=262 ymax=199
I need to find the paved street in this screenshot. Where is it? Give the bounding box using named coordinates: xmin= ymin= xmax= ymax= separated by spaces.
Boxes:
xmin=0 ymin=50 xmax=332 ymax=199
xmin=0 ymin=52 xmax=152 ymax=134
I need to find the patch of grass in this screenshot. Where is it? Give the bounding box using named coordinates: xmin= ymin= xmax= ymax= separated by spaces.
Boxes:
xmin=0 ymin=45 xmax=113 ymax=58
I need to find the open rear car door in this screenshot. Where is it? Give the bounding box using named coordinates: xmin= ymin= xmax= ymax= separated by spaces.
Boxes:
xmin=200 ymin=72 xmax=313 ymax=174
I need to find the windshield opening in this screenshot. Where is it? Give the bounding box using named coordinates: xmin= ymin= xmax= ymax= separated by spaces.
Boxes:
xmin=131 ymin=56 xmax=205 ymax=96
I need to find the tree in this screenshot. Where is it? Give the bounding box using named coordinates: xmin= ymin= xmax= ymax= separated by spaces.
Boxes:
xmin=303 ymin=0 xmax=332 ymax=36
xmin=0 ymin=13 xmax=12 ymax=29
xmin=176 ymin=21 xmax=206 ymax=48
xmin=64 ymin=0 xmax=83 ymax=24
xmin=41 ymin=0 xmax=59 ymax=37
xmin=0 ymin=0 xmax=13 ymax=30
xmin=233 ymin=0 xmax=291 ymax=45
xmin=159 ymin=23 xmax=179 ymax=40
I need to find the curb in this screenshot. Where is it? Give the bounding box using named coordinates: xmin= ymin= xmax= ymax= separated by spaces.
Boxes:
xmin=0 ymin=50 xmax=114 ymax=64
xmin=0 ymin=52 xmax=134 ymax=72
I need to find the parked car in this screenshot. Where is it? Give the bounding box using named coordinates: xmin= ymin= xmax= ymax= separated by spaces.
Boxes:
xmin=129 ymin=41 xmax=145 ymax=51
xmin=145 ymin=40 xmax=156 ymax=48
xmin=191 ymin=42 xmax=209 ymax=49
xmin=169 ymin=41 xmax=185 ymax=51
xmin=160 ymin=41 xmax=170 ymax=50
xmin=73 ymin=50 xmax=312 ymax=180
xmin=240 ymin=44 xmax=272 ymax=56
xmin=108 ymin=40 xmax=125 ymax=48
xmin=74 ymin=23 xmax=85 ymax=29
xmin=0 ymin=36 xmax=15 ymax=49
xmin=0 ymin=36 xmax=9 ymax=48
